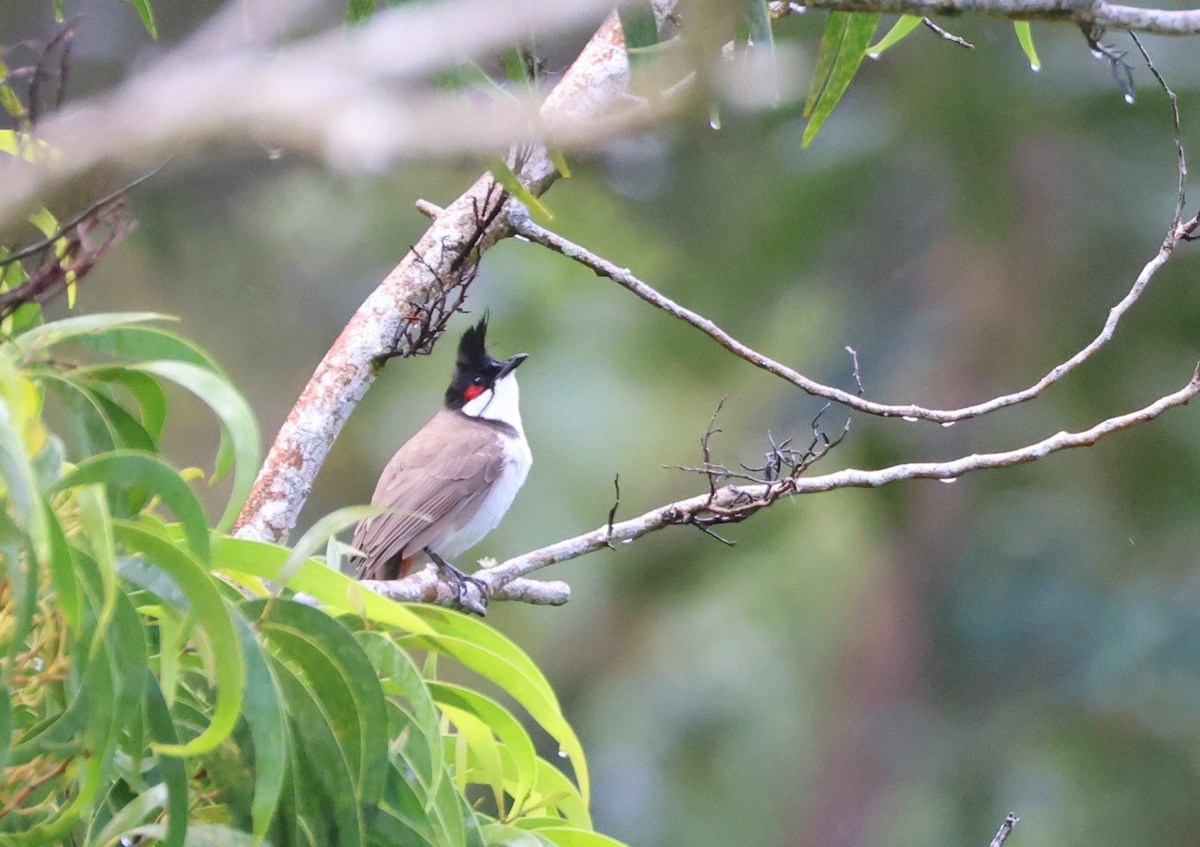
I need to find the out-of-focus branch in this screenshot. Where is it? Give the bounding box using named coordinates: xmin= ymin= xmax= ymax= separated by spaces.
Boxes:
xmin=7 ymin=0 xmax=1200 ymax=226
xmin=0 ymin=0 xmax=634 ymax=226
xmin=233 ymin=11 xmax=634 ymax=544
xmin=372 ymin=364 xmax=1200 ymax=608
xmin=800 ymin=0 xmax=1200 ymax=35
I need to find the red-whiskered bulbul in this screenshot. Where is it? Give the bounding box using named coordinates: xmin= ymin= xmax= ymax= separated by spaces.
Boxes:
xmin=351 ymin=316 xmax=531 ymax=596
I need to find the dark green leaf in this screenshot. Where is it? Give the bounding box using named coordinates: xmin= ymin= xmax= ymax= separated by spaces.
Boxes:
xmin=802 ymin=12 xmax=880 ymax=147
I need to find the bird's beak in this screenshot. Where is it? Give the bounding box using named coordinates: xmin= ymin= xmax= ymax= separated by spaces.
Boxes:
xmin=497 ymin=353 xmax=528 ymax=379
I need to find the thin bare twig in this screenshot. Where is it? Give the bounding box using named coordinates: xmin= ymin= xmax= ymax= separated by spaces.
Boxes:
xmin=989 ymin=813 xmax=1020 ymax=847
xmin=1129 ymin=33 xmax=1190 ymax=235
xmin=922 ymin=18 xmax=975 ymax=47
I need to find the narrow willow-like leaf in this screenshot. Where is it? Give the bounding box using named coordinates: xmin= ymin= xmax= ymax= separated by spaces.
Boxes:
xmin=802 ymin=12 xmax=880 ymax=148
xmin=530 ymin=826 xmax=632 ymax=847
xmin=1013 ymin=21 xmax=1041 ymax=71
xmin=85 ymin=367 xmax=168 ymax=443
xmin=439 ymin=703 xmax=506 ymax=813
xmin=274 ymin=505 xmax=382 ymax=595
xmin=429 ymin=682 xmax=539 ymax=816
xmin=54 ymin=451 xmax=209 ymax=559
xmin=481 ymin=823 xmax=558 ymax=847
xmin=127 ymin=0 xmax=158 ymax=37
xmin=210 ymin=536 xmax=431 ymax=635
xmin=249 ymin=599 xmax=389 ymax=806
xmin=112 ymin=522 xmax=246 ymax=756
xmin=64 ymin=324 xmax=223 ymax=373
xmin=486 ymin=156 xmax=552 ymax=222
xmin=357 ymin=631 xmax=444 ymax=796
xmin=867 ymin=14 xmax=923 ymax=57
xmin=400 ymin=621 xmax=590 ymax=806
xmin=0 ymin=386 xmax=47 ymax=560
xmin=268 ymin=656 xmax=365 ymax=847
xmin=134 ymin=361 xmax=259 ymax=532
xmin=230 ymin=610 xmax=289 ymax=843
xmin=142 ymin=684 xmax=189 ymax=847
xmin=14 ymin=311 xmax=169 ymax=351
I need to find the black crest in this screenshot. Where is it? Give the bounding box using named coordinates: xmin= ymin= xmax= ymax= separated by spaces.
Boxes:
xmin=456 ymin=315 xmax=492 ymax=371
xmin=445 ymin=315 xmax=506 ymax=409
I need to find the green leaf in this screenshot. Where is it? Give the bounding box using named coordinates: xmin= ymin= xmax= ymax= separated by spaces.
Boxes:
xmin=400 ymin=608 xmax=590 ymax=807
xmin=274 ymin=505 xmax=382 ymax=596
xmin=210 ymin=536 xmax=432 ymax=635
xmin=127 ymin=0 xmax=158 ymax=37
xmin=248 ymin=599 xmax=390 ymax=808
xmin=618 ymin=5 xmax=659 ymax=58
xmin=0 ymin=388 xmax=47 ymax=561
xmin=85 ymin=367 xmax=168 ymax=443
xmin=867 ymin=15 xmax=923 ymax=57
xmin=1013 ymin=21 xmax=1041 ymax=71
xmin=64 ymin=324 xmax=223 ymax=373
xmin=345 ymin=0 xmax=376 ymax=23
xmin=134 ymin=361 xmax=260 ymax=532
xmin=528 ymin=827 xmax=632 ymax=847
xmin=112 ymin=522 xmax=246 ymax=756
xmin=268 ymin=655 xmax=365 ymax=847
xmin=230 ymin=610 xmax=289 ymax=843
xmin=430 ymin=682 xmax=539 ymax=816
xmin=802 ymin=12 xmax=880 ymax=147
xmin=487 ymin=156 xmax=552 ymax=223
xmin=14 ymin=311 xmax=170 ymax=350
xmin=53 ymin=450 xmax=209 ymax=560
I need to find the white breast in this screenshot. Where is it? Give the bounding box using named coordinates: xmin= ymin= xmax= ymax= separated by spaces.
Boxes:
xmin=438 ymin=430 xmax=532 ymax=559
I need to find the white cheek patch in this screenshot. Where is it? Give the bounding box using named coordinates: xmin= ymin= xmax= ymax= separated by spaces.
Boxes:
xmin=461 ymin=388 xmax=494 ymax=418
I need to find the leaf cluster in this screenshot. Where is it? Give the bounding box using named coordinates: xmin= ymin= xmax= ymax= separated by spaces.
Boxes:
xmin=0 ymin=310 xmax=615 ymax=846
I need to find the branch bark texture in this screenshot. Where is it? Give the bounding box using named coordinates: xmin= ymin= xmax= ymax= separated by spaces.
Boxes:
xmin=233 ymin=12 xmax=631 ymax=543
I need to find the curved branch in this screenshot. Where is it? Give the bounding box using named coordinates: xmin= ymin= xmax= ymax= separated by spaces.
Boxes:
xmin=505 ymin=198 xmax=1199 ymax=424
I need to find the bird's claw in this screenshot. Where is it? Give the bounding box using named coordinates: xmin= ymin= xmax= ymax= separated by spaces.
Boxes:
xmin=427 ymin=551 xmax=488 ymax=615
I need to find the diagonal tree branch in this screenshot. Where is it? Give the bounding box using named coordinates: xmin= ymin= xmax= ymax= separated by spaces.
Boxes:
xmin=233 ymin=11 xmax=632 ymax=543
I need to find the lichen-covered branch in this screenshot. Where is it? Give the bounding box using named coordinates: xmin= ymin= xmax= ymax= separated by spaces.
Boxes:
xmin=233 ymin=11 xmax=632 ymax=543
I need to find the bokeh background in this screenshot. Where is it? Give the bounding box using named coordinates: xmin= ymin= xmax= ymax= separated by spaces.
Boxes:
xmin=7 ymin=1 xmax=1200 ymax=844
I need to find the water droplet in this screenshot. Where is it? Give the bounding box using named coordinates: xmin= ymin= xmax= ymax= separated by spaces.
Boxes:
xmin=867 ymin=52 xmax=881 ymax=61
xmin=902 ymin=415 xmax=918 ymax=422
xmin=266 ymin=147 xmax=284 ymax=160
xmin=1090 ymin=49 xmax=1104 ymax=59
xmin=938 ymin=477 xmax=958 ymax=484
xmin=709 ymin=116 xmax=722 ymax=131
xmin=940 ymin=421 xmax=956 ymax=428
xmin=1124 ymin=93 xmax=1135 ymax=105
xmin=621 ymin=539 xmax=633 ymax=544
xmin=1029 ymin=64 xmax=1041 ymax=73
xmin=558 ymin=748 xmax=570 ymax=759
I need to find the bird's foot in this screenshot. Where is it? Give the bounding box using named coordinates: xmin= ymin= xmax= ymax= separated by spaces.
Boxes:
xmin=426 ymin=550 xmax=488 ymax=615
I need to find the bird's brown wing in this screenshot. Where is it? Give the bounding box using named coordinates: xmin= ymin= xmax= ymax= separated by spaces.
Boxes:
xmin=352 ymin=410 xmax=505 ymax=580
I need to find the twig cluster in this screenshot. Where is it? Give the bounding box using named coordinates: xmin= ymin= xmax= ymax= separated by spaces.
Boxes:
xmin=0 ymin=198 xmax=130 ymax=322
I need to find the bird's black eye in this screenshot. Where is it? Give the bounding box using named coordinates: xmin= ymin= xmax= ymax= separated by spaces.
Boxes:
xmin=472 ymin=375 xmax=484 ymax=386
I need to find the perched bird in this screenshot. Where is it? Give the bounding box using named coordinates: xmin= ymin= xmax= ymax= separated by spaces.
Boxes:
xmin=350 ymin=316 xmax=532 ymax=601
